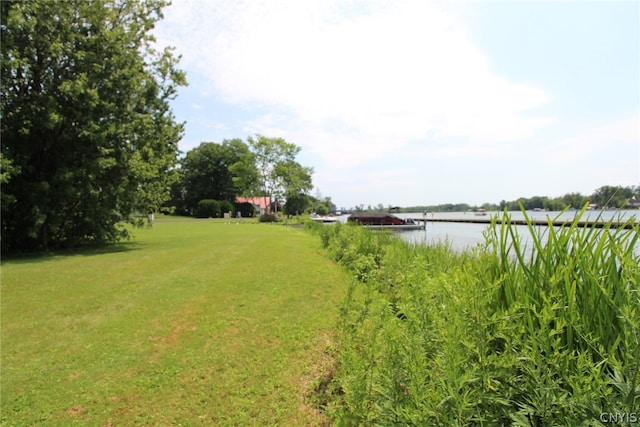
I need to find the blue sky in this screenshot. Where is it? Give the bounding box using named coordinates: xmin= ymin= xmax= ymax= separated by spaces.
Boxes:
xmin=154 ymin=0 xmax=639 ymax=208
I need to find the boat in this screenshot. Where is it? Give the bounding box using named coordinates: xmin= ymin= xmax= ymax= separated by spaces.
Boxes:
xmin=310 ymin=215 xmax=339 ymax=223
xmin=347 ymin=213 xmax=425 ymax=230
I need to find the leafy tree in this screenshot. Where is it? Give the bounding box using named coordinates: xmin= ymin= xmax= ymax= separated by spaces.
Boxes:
xmin=167 ymin=168 xmax=188 ymax=216
xmin=481 ymin=202 xmax=499 ymax=211
xmin=239 ymin=135 xmax=313 ymax=213
xmin=0 ymin=153 xmax=20 ymax=214
xmin=561 ymin=192 xmax=588 ymax=209
xmin=178 ymin=139 xmax=255 ymax=215
xmin=315 ymin=204 xmax=329 ymax=216
xmin=543 ymin=198 xmax=564 ymax=211
xmin=308 ymin=193 xmax=334 ymax=215
xmin=1 ymin=0 xmax=185 ymax=251
xmin=591 ymin=185 xmax=635 ymax=208
xmin=284 ymin=193 xmax=309 ymax=216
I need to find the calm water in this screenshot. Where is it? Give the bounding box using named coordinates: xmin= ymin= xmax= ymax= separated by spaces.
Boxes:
xmin=336 ymin=210 xmax=640 ymax=255
xmin=399 ymin=210 xmax=639 ymax=253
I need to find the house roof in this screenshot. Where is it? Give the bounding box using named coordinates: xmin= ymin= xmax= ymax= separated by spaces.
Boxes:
xmin=236 ymin=196 xmax=270 ymax=209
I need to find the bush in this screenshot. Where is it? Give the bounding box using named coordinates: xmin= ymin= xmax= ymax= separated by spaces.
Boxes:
xmin=219 ymin=200 xmax=235 ymax=217
xmin=315 ymin=205 xmax=329 ymax=216
xmin=159 ymin=206 xmax=175 ymax=215
xmin=258 ymin=213 xmax=279 ymax=223
xmin=195 ymin=199 xmax=220 ymax=218
xmin=234 ymin=202 xmax=255 ymax=218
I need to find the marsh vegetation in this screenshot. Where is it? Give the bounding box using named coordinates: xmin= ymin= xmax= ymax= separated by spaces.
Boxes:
xmin=311 ymin=207 xmax=639 ymax=425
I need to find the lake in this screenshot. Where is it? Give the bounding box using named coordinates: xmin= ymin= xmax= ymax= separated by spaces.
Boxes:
xmin=335 ymin=210 xmax=640 ymax=254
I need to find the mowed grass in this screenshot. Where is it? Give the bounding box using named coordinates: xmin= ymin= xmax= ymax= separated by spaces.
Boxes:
xmin=1 ymin=219 xmax=351 ymax=425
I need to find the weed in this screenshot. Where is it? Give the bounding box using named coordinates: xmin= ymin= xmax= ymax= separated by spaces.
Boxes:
xmin=314 ymin=206 xmax=640 ymax=425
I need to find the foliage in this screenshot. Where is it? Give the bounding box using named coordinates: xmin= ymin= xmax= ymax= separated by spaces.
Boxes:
xmin=1 ymin=0 xmax=185 ymax=252
xmin=258 ymin=213 xmax=279 ymax=223
xmin=2 ymin=219 xmax=351 ymax=425
xmin=393 ymin=185 xmax=638 ymax=213
xmin=562 ymin=192 xmax=590 ymax=210
xmin=219 ymin=200 xmax=234 ymax=216
xmin=591 ymin=185 xmax=638 ymax=209
xmin=309 ymin=191 xmax=335 ymax=215
xmin=234 ymin=201 xmax=255 ymax=218
xmin=166 ymin=168 xmax=188 ymax=215
xmin=172 ymin=139 xmax=255 ymax=215
xmin=195 ymin=199 xmax=220 ymax=218
xmin=0 ymin=152 xmax=20 ymax=211
xmin=312 ymin=207 xmax=640 ymax=425
xmin=315 ymin=204 xmax=330 ymax=216
xmin=239 ymin=134 xmax=313 ymax=214
xmin=284 ymin=193 xmax=310 ymax=216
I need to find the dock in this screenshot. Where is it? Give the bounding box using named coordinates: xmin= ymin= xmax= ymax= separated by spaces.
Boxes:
xmin=405 ymin=215 xmax=638 ymax=230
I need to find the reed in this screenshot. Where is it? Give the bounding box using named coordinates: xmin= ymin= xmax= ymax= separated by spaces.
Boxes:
xmin=482 ymin=205 xmax=640 ymax=420
xmin=314 ymin=205 xmax=640 ymax=425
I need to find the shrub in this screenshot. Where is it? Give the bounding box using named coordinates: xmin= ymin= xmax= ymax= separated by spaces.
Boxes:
xmin=234 ymin=202 xmax=255 ymax=218
xmin=258 ymin=213 xmax=279 ymax=223
xmin=159 ymin=206 xmax=175 ymax=215
xmin=219 ymin=200 xmax=235 ymax=217
xmin=315 ymin=204 xmax=329 ymax=216
xmin=195 ymin=199 xmax=220 ymax=218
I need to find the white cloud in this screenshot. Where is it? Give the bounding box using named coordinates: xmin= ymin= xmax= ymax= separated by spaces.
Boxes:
xmin=542 ymin=113 xmax=640 ymax=165
xmin=155 ymin=0 xmax=554 ymax=168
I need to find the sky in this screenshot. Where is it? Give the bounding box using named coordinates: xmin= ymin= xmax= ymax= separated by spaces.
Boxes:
xmin=153 ymin=0 xmax=639 ymax=208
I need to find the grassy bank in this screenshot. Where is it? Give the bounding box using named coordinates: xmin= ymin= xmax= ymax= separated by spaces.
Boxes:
xmin=1 ymin=218 xmax=351 ymax=425
xmin=310 ymin=210 xmax=640 ymax=425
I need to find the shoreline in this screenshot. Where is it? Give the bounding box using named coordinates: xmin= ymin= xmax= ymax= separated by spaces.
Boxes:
xmin=404 ymin=214 xmax=637 ymax=229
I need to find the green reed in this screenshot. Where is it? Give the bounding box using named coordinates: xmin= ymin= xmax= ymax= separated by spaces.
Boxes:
xmin=483 ymin=206 xmax=640 ymax=419
xmin=313 ymin=206 xmax=640 ymax=425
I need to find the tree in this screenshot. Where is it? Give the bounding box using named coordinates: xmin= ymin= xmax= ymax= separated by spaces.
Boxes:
xmin=284 ymin=193 xmax=309 ymax=216
xmin=1 ymin=0 xmax=185 ymax=251
xmin=543 ymin=198 xmax=564 ymax=211
xmin=315 ymin=204 xmax=329 ymax=216
xmin=240 ymin=135 xmax=313 ymax=213
xmin=591 ymin=185 xmax=635 ymax=208
xmin=561 ymin=192 xmax=587 ymax=209
xmin=178 ymin=139 xmax=255 ymax=215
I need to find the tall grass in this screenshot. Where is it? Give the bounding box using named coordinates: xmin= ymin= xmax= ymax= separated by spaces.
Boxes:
xmin=311 ymin=208 xmax=640 ymax=425
xmin=482 ymin=206 xmax=640 ymax=423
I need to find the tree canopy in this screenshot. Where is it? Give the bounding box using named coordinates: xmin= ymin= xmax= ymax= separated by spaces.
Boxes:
xmin=1 ymin=0 xmax=185 ymax=252
xmin=175 ymin=139 xmax=255 ymax=215
xmin=238 ymin=135 xmax=313 ymax=213
xmin=165 ymin=135 xmax=313 ymax=217
xmin=398 ymin=185 xmax=639 ymax=214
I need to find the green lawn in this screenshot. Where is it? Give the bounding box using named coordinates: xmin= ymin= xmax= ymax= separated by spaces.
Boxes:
xmin=1 ymin=219 xmax=350 ymax=425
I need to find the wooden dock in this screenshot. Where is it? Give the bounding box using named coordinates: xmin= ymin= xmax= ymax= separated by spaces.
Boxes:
xmin=406 ymin=215 xmax=638 ymax=230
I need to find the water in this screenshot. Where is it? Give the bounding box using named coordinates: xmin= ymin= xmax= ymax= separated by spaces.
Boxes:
xmin=398 ymin=221 xmax=487 ymax=252
xmin=335 ymin=210 xmax=639 ymax=255
xmin=397 ymin=210 xmax=639 ymax=253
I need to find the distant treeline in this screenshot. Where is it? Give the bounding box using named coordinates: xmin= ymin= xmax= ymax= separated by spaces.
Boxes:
xmin=393 ymin=185 xmax=640 ymax=213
